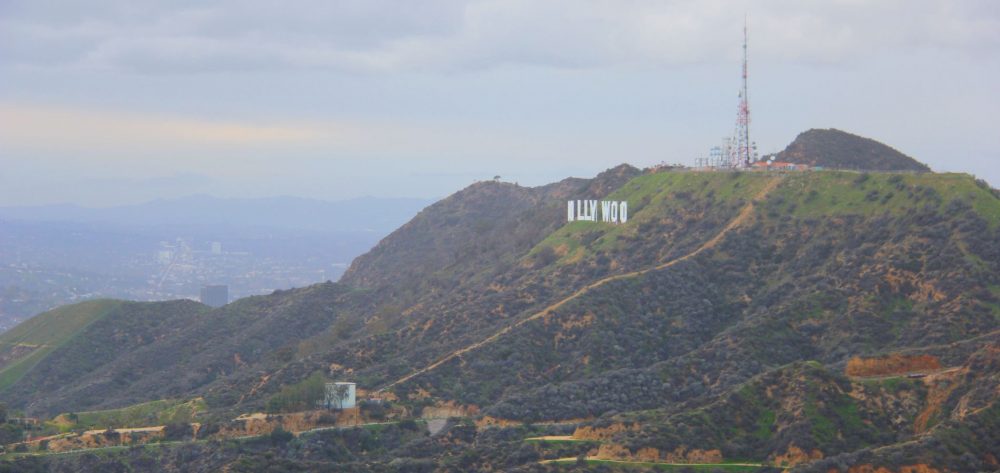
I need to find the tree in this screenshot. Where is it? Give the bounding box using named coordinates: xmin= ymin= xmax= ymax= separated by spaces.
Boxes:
xmin=330 ymin=383 xmax=352 ymax=410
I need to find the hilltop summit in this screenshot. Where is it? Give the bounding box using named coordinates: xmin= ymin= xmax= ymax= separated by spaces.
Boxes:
xmin=775 ymin=128 xmax=930 ymax=172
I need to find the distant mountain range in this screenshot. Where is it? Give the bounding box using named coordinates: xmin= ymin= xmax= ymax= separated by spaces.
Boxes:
xmin=2 ymin=130 xmax=999 ymax=472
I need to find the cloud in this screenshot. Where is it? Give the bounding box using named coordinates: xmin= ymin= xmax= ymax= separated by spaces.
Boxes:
xmin=0 ymin=103 xmax=322 ymax=153
xmin=2 ymin=0 xmax=997 ymax=74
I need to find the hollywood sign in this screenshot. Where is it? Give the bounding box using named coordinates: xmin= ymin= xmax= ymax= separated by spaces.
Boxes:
xmin=567 ymin=200 xmax=628 ymax=223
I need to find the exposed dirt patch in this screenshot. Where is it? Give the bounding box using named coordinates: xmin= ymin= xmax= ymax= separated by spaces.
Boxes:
xmin=914 ymin=368 xmax=965 ymax=433
xmin=573 ymin=422 xmax=639 ymax=440
xmin=591 ymin=443 xmax=722 ymax=464
xmin=475 ymin=416 xmax=521 ymax=428
xmin=772 ymin=443 xmax=823 ymax=467
xmin=842 ymin=464 xmax=946 ymax=473
xmin=846 ymin=354 xmax=942 ymax=377
xmin=421 ymin=401 xmax=479 ymax=419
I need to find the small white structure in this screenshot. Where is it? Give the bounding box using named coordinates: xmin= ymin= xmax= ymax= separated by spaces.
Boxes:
xmin=324 ymin=382 xmax=356 ymax=410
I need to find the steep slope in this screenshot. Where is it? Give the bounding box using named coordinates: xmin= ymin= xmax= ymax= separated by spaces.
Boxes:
xmin=0 ymin=299 xmax=122 ymax=391
xmin=1 ymin=300 xmax=208 ymax=410
xmin=775 ymin=128 xmax=931 ymax=172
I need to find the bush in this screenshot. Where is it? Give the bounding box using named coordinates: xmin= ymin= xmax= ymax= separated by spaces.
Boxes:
xmin=103 ymin=427 xmax=120 ymax=442
xmin=361 ymin=400 xmax=387 ymax=421
xmin=198 ymin=422 xmax=221 ymax=438
xmin=269 ymin=427 xmax=294 ymax=445
xmin=533 ymin=246 xmax=558 ymax=268
xmin=163 ymin=422 xmax=193 ymax=441
xmin=398 ymin=419 xmax=419 ymax=431
xmin=0 ymin=423 xmax=22 ymax=445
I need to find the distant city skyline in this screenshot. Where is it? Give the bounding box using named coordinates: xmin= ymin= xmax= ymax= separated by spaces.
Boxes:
xmin=1 ymin=0 xmax=997 ymax=206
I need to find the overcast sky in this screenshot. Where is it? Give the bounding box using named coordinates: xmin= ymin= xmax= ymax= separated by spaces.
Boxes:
xmin=1 ymin=0 xmax=998 ymax=206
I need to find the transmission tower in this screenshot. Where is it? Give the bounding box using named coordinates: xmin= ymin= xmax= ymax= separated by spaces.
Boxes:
xmin=728 ymin=18 xmax=753 ymax=168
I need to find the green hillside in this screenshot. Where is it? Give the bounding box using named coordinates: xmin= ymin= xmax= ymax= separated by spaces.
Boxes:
xmin=531 ymin=171 xmax=776 ymax=264
xmin=0 ymin=299 xmax=121 ymax=391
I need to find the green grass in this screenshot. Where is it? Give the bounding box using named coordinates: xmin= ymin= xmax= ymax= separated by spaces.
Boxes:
xmin=529 ymin=171 xmax=778 ymax=265
xmin=773 ymin=171 xmax=1000 ymax=226
xmin=54 ymin=398 xmax=207 ymax=432
xmin=804 ymin=396 xmax=837 ymax=445
xmin=0 ymin=299 xmax=122 ymax=392
xmin=528 ymin=170 xmax=1000 ymax=271
xmin=752 ymin=409 xmax=775 ymax=441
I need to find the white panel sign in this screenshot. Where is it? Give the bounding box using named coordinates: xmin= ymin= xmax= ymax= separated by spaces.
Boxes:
xmin=566 ymin=200 xmax=628 ymax=224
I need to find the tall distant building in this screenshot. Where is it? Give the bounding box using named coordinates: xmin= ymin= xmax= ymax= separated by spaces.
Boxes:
xmin=210 ymin=242 xmax=222 ymax=255
xmin=200 ymin=285 xmax=229 ymax=308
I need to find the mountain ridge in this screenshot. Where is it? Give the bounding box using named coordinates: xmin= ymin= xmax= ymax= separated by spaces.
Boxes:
xmin=774 ymin=128 xmax=931 ymax=172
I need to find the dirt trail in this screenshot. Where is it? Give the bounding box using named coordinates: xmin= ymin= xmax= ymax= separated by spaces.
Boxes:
xmin=848 ymin=366 xmax=962 ymax=382
xmin=381 ymin=176 xmax=784 ymax=391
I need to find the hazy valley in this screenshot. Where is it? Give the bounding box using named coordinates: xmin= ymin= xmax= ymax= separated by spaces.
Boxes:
xmin=0 ymin=196 xmax=432 ymax=330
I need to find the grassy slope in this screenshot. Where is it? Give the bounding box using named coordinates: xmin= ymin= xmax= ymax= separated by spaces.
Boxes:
xmin=49 ymin=398 xmax=207 ymax=432
xmin=530 ymin=170 xmax=999 ymax=267
xmin=771 ymin=171 xmax=1000 ymax=225
xmin=530 ymin=171 xmax=778 ymax=263
xmin=0 ymin=299 xmax=122 ymax=391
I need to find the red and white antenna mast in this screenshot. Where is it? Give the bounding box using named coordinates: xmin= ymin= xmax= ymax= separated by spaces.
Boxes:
xmin=730 ymin=16 xmax=753 ymax=167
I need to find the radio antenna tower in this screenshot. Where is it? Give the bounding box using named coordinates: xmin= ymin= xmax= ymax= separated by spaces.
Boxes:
xmin=729 ymin=17 xmax=753 ymax=167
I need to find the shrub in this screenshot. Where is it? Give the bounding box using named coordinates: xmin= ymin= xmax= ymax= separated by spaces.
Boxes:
xmin=163 ymin=422 xmax=193 ymax=441
xmin=266 ymin=372 xmax=326 ymax=413
xmin=269 ymin=427 xmax=294 ymax=445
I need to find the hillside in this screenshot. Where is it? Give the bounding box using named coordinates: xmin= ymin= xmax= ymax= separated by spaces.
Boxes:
xmin=0 ymin=300 xmax=122 ymax=392
xmin=2 ymin=159 xmax=999 ymax=471
xmin=775 ymin=128 xmax=931 ymax=172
